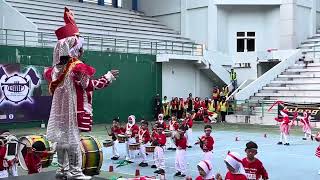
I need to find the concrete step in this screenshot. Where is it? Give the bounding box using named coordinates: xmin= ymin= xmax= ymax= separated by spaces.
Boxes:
xmin=263 ymin=86 xmax=320 ymax=91
xmin=267 ymin=96 xmax=320 ymax=103
xmin=278 ymin=74 xmax=320 ymax=78
xmin=270 ymin=80 xmax=320 ymax=84
xmin=286 ymin=68 xmax=320 ymax=73
xmin=275 ymin=77 xmax=320 ymax=82
xmin=255 ymin=92 xmax=320 ymax=97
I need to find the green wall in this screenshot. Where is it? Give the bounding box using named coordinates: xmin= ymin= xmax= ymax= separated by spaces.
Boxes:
xmin=0 ymin=45 xmax=161 ymax=128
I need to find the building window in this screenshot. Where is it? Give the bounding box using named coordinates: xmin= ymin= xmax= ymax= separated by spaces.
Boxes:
xmin=236 ymin=32 xmax=255 ymax=52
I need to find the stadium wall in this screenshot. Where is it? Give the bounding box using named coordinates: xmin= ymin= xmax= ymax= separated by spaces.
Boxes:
xmin=0 ymin=45 xmax=161 ymax=128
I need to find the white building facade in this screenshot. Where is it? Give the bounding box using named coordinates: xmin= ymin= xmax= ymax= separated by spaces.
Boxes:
xmin=138 ymin=0 xmax=320 ymax=98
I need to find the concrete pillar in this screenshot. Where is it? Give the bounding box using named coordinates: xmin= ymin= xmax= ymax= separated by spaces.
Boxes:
xmin=310 ymin=0 xmax=317 ymax=36
xmin=180 ymin=0 xmax=188 ymax=37
xmin=279 ymin=0 xmax=297 ymax=49
xmin=207 ymin=1 xmax=218 ymax=51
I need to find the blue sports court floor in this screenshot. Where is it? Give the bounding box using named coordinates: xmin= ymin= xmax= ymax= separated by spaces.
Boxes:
xmin=100 ymin=124 xmax=320 ymax=180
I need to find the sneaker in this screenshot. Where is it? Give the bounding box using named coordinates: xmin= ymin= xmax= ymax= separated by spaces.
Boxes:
xmin=139 ymin=162 xmax=148 ymax=167
xmin=158 ymin=169 xmax=165 ymax=174
xmin=111 ymin=156 xmax=120 ymax=160
xmin=174 ymin=172 xmax=181 ymax=176
xmin=284 ymin=143 xmax=290 ymax=146
xmin=154 ymin=170 xmax=160 ymax=174
xmin=277 ymin=142 xmax=282 ymax=145
xmin=302 ymin=138 xmax=307 ymax=140
xmin=167 ymin=147 xmax=173 ymax=150
xmin=188 ymin=146 xmax=192 ymax=148
xmin=67 ymin=173 xmax=92 ymax=180
xmin=172 ymin=148 xmax=176 ymax=151
xmin=180 ymin=174 xmax=186 ymax=177
xmin=151 ymin=165 xmax=157 ymax=169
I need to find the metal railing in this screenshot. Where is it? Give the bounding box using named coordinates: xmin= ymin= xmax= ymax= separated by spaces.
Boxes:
xmin=0 ymin=29 xmax=203 ymax=56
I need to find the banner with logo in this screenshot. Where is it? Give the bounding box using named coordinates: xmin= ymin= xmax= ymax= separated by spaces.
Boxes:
xmin=278 ymin=102 xmax=320 ymax=122
xmin=0 ymin=64 xmax=52 ymax=123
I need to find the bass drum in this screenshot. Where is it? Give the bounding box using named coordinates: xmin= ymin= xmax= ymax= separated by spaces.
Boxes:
xmin=80 ymin=135 xmax=103 ymax=176
xmin=18 ymin=135 xmax=53 ymax=170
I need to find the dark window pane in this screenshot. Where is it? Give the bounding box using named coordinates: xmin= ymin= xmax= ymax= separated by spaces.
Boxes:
xmin=237 ymin=39 xmax=245 ymax=52
xmin=237 ymin=32 xmax=245 ymax=37
xmin=247 ymin=32 xmax=255 ymax=37
xmin=247 ymin=39 xmax=255 ymax=51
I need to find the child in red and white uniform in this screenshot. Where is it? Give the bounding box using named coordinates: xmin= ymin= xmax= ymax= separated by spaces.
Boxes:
xmin=298 ymin=111 xmax=312 ymax=140
xmin=196 ymin=125 xmax=214 ymax=163
xmin=138 ymin=120 xmax=150 ymax=167
xmin=315 ymin=132 xmax=320 ymax=174
xmin=109 ymin=117 xmax=124 ymax=160
xmin=195 ymin=160 xmax=216 ymax=180
xmin=157 ymin=114 xmax=167 ymax=130
xmin=151 ymin=123 xmax=166 ymax=174
xmin=242 ymin=141 xmax=268 ymax=180
xmin=174 ymin=126 xmax=187 ymax=177
xmin=183 ymin=113 xmax=193 ymax=148
xmin=0 ymin=140 xmax=8 ymax=178
xmin=24 ymin=141 xmax=55 ymax=174
xmin=125 ymin=115 xmax=139 ymax=162
xmin=224 ymin=152 xmax=247 ymax=180
xmin=275 ymin=109 xmax=293 ymax=146
xmin=167 ymin=116 xmax=179 ymax=150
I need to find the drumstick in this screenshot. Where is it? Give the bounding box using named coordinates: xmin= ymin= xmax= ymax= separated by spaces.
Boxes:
xmin=105 ymin=126 xmax=111 ymax=136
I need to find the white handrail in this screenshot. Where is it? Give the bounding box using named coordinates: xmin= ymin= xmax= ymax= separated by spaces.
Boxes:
xmin=235 ymin=49 xmax=302 ymax=101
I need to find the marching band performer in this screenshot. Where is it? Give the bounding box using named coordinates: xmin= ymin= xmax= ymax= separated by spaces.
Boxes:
xmin=125 ymin=115 xmax=139 ymax=162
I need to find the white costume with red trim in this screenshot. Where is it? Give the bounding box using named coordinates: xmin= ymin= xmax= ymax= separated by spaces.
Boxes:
xmin=45 ymin=7 xmax=115 ymax=179
xmin=299 ymin=112 xmax=312 ymax=139
xmin=275 ymin=109 xmax=292 ymax=144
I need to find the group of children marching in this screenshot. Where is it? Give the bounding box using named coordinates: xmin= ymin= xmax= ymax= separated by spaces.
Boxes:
xmin=107 ymin=113 xmax=271 ymax=179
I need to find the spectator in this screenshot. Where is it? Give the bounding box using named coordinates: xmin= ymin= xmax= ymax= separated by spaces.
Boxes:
xmin=154 ymin=94 xmax=162 ymax=120
xmin=162 ymin=96 xmax=170 ymax=119
xmin=218 ymin=97 xmax=228 ymax=123
xmin=186 ymin=93 xmax=194 ymax=113
xmin=230 ymin=68 xmax=237 ymax=90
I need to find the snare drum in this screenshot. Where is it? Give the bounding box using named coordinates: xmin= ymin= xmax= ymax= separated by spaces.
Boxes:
xmin=164 ymin=130 xmax=172 ymax=138
xmin=145 ymin=146 xmax=156 ymax=153
xmin=80 ymin=135 xmax=103 ymax=176
xmin=103 ymin=140 xmax=114 ymax=148
xmin=117 ymin=134 xmax=127 ymax=143
xmin=18 ymin=135 xmax=53 ymax=170
xmin=128 ymin=143 xmax=140 ymax=150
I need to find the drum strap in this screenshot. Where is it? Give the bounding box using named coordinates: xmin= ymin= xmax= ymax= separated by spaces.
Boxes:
xmin=138 ymin=129 xmax=146 ymax=142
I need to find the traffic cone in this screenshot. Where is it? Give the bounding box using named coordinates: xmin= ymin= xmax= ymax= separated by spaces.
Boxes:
xmin=109 ymin=165 xmax=113 ymax=172
xmin=264 ymin=133 xmax=267 ymax=138
xmin=135 ymin=168 xmax=140 ymax=177
xmin=235 ymin=137 xmax=239 ymax=141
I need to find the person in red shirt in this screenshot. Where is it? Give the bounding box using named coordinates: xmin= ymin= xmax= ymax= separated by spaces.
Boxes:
xmin=125 ymin=115 xmax=139 ymax=162
xmin=242 ymin=141 xmax=268 ymax=180
xmin=174 ymin=126 xmax=187 ymax=177
xmin=151 ymin=123 xmax=166 ymax=174
xmin=0 ymin=140 xmax=8 ymax=178
xmin=177 ymin=97 xmax=185 ymax=119
xmin=24 ymin=141 xmax=54 ymax=174
xmin=183 ymin=113 xmax=193 ymax=148
xmin=195 ymin=125 xmax=214 ymax=163
xmin=108 ymin=117 xmax=124 ymax=160
xmin=167 ymin=116 xmax=179 ymax=150
xmin=138 ymin=120 xmax=151 ymax=167
xmin=157 ymin=114 xmax=167 ymax=130
xmin=224 ymin=152 xmax=247 ymax=180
